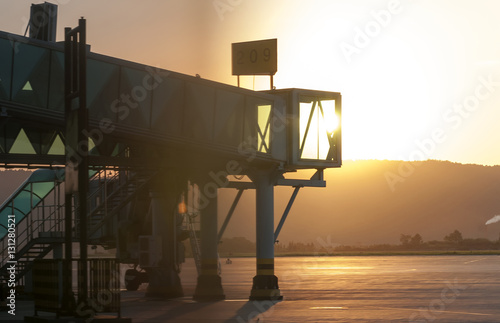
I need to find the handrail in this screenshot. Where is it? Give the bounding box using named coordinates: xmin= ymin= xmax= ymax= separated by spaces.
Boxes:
xmin=73 ymin=169 xmax=120 ymax=234
xmin=0 ymin=199 xmax=63 ymax=269
xmin=0 ymin=168 xmax=154 ymax=283
xmin=86 ymin=171 xmax=152 ymax=238
xmin=0 ymin=169 xmax=103 ymax=269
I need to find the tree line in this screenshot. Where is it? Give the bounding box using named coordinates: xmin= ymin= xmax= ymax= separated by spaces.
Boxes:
xmin=183 ymin=230 xmax=500 ymax=257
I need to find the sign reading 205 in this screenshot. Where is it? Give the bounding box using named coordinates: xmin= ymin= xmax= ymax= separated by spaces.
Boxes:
xmin=232 ymin=39 xmax=277 ymax=76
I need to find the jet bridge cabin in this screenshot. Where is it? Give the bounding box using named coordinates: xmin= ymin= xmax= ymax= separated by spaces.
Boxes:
xmin=266 ymin=88 xmax=341 ymax=170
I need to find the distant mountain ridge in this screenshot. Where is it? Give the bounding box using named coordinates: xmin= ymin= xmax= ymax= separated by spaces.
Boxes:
xmin=218 ymin=160 xmax=500 ymax=245
xmin=2 ymin=161 xmax=500 ymax=246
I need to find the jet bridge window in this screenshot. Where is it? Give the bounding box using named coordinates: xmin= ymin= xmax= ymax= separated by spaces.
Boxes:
xmin=12 ymin=43 xmax=50 ymax=108
xmin=257 ymin=104 xmax=272 ymax=153
xmin=0 ymin=38 xmax=12 ymax=100
xmin=299 ymin=97 xmax=339 ymax=161
xmin=244 ymin=97 xmax=273 ymax=154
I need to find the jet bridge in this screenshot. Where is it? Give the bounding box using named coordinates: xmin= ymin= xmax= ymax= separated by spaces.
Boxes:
xmin=0 ymin=17 xmax=341 ymax=305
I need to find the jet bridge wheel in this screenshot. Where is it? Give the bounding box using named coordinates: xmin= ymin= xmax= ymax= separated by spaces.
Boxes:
xmin=124 ymin=269 xmax=141 ymax=291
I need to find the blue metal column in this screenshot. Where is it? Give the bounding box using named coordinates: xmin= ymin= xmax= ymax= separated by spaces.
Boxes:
xmin=249 ymin=170 xmax=283 ymax=301
xmin=193 ymin=176 xmax=225 ymax=301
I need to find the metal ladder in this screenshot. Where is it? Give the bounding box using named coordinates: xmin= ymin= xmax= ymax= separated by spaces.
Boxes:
xmin=186 ymin=213 xmax=202 ymax=275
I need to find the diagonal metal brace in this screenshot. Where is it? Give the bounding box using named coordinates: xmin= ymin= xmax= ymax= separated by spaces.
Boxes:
xmin=274 ymin=186 xmax=301 ymax=242
xmin=217 ymin=188 xmax=245 ymax=242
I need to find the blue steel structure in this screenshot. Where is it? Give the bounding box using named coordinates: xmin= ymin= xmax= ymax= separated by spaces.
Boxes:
xmin=0 ymin=17 xmax=341 ymax=306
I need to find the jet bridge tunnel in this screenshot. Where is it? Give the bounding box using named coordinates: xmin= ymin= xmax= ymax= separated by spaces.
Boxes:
xmin=0 ymin=19 xmax=341 ymax=302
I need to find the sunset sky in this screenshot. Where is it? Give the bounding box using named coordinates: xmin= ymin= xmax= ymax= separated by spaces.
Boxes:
xmin=2 ymin=0 xmax=500 ymax=165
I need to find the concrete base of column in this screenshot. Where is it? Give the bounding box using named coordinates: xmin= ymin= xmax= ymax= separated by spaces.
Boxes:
xmin=145 ymin=267 xmax=183 ymax=298
xmin=249 ymin=275 xmax=283 ymax=301
xmin=193 ymin=274 xmax=225 ymax=301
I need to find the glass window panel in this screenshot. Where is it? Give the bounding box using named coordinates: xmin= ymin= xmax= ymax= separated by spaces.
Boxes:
xmin=48 ymin=51 xmax=64 ymax=112
xmin=117 ymin=67 xmax=153 ymax=129
xmin=183 ymin=82 xmax=215 ymax=141
xmin=243 ymin=99 xmax=257 ymax=150
xmin=23 ymin=128 xmax=42 ymax=155
xmin=9 ymin=128 xmax=36 ymax=154
xmin=32 ymin=182 xmax=56 ymax=199
xmin=299 ymin=101 xmax=318 ymax=159
xmin=214 ymin=90 xmax=245 ymax=147
xmin=0 ymin=171 xmax=58 ymax=239
xmin=151 ymin=76 xmax=184 ymax=136
xmin=47 ymin=134 xmax=65 ymax=155
xmin=0 ymin=38 xmax=13 ymax=100
xmin=12 ymin=43 xmax=50 ymax=107
xmin=299 ymin=97 xmax=338 ymax=160
xmin=257 ymin=105 xmax=271 ymax=153
xmin=244 ymin=96 xmax=273 ymax=154
xmin=320 ymin=100 xmax=338 ymax=133
xmin=318 ymin=99 xmax=337 ymax=160
xmin=88 ymin=137 xmax=98 ymax=155
xmin=0 ymin=203 xmax=28 ymax=238
xmin=0 ymin=209 xmax=14 ymax=236
xmin=87 ymin=59 xmax=120 ymax=122
xmin=12 ymin=190 xmax=32 ymax=215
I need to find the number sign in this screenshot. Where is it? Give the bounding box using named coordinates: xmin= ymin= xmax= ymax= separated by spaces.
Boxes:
xmin=232 ymin=39 xmax=277 ymax=76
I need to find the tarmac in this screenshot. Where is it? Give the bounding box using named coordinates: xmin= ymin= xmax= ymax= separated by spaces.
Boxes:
xmin=2 ymin=255 xmax=500 ymax=322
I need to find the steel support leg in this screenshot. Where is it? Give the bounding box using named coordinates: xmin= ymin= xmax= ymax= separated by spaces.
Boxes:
xmin=194 ymin=180 xmax=225 ymax=301
xmin=145 ymin=190 xmax=183 ymax=298
xmin=250 ymin=170 xmax=282 ymax=301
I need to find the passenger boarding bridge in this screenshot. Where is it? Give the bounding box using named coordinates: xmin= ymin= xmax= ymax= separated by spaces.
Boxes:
xmin=0 ymin=7 xmax=341 ymax=316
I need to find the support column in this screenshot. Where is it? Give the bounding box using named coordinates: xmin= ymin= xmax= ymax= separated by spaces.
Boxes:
xmin=193 ymin=179 xmax=225 ymax=301
xmin=62 ymin=193 xmax=75 ymax=314
xmin=250 ymin=170 xmax=282 ymax=301
xmin=145 ymin=190 xmax=183 ymax=298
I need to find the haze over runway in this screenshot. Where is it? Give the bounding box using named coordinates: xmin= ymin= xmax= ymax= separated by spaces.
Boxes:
xmin=4 ymin=255 xmax=499 ymax=322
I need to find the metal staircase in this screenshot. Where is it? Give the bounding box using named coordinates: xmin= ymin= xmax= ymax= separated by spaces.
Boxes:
xmin=0 ymin=170 xmax=65 ymax=287
xmin=77 ymin=171 xmax=154 ymax=247
xmin=0 ymin=169 xmax=155 ymax=286
xmin=3 ymin=237 xmax=63 ymax=287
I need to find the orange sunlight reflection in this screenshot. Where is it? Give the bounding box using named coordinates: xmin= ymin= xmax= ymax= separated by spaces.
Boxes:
xmin=299 ymin=99 xmax=339 ymax=160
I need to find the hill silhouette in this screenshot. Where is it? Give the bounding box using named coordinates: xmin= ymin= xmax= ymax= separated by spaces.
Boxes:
xmin=2 ymin=161 xmax=500 ymax=246
xmin=218 ymin=160 xmax=500 ymax=246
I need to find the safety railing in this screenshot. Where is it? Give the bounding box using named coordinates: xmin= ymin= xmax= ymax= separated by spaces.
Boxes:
xmin=0 ymin=182 xmax=64 ymax=270
xmin=33 ymin=258 xmax=121 ymax=318
xmin=0 ymin=169 xmax=105 ymax=275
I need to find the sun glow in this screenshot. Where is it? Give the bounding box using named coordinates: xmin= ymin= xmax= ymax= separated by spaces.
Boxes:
xmin=299 ymin=98 xmax=339 ymax=160
xmin=325 ymin=110 xmax=340 ymax=134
